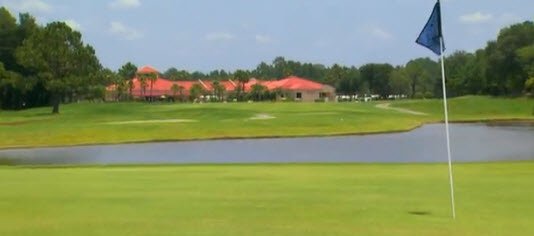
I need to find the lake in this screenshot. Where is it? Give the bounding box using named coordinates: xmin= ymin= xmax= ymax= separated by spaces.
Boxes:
xmin=0 ymin=123 xmax=533 ymax=165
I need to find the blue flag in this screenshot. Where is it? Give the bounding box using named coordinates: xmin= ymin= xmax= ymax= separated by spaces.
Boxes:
xmin=416 ymin=1 xmax=444 ymax=55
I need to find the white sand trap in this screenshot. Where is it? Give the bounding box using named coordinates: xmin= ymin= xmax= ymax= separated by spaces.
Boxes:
xmin=248 ymin=114 xmax=276 ymax=120
xmin=105 ymin=119 xmax=198 ymax=125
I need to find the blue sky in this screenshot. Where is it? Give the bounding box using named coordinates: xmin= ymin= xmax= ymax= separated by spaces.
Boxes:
xmin=1 ymin=0 xmax=533 ymax=72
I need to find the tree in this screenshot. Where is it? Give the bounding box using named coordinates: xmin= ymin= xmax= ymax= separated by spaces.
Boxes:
xmin=484 ymin=21 xmax=534 ymax=95
xmin=389 ymin=67 xmax=410 ymax=96
xmin=360 ymin=63 xmax=394 ymax=98
xmin=189 ymin=83 xmax=204 ymax=101
xmin=525 ymin=77 xmax=534 ymax=95
xmin=190 ymin=71 xmax=206 ymax=80
xmin=234 ymin=70 xmax=249 ymax=101
xmin=165 ymin=67 xmax=193 ymax=81
xmin=137 ymin=74 xmax=148 ymax=98
xmin=117 ymin=62 xmax=137 ymax=100
xmin=325 ymin=64 xmax=346 ymax=87
xmin=170 ymin=83 xmax=183 ymax=102
xmin=16 ymin=21 xmax=100 ymax=113
xmin=517 ymin=45 xmax=534 ymax=82
xmin=212 ymin=80 xmax=226 ymax=101
xmin=164 ymin=67 xmax=180 ymax=80
xmin=136 ymin=70 xmax=158 ymax=102
xmin=147 ymin=73 xmax=158 ymax=102
xmin=248 ymin=84 xmax=267 ymax=101
xmin=118 ymin=62 xmax=137 ymax=80
xmin=95 ymin=68 xmax=119 ymax=100
xmin=0 ymin=9 xmax=43 ymax=110
xmin=0 ymin=7 xmax=18 ymax=71
xmin=404 ymin=58 xmax=439 ymax=98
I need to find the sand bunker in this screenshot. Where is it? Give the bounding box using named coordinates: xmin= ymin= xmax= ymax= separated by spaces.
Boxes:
xmin=248 ymin=114 xmax=276 ymax=120
xmin=105 ymin=119 xmax=198 ymax=125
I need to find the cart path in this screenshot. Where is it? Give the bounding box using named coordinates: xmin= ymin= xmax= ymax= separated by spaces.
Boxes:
xmin=375 ymin=103 xmax=428 ymax=116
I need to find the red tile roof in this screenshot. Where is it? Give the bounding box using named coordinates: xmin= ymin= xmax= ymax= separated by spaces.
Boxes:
xmin=137 ymin=65 xmax=159 ymax=74
xmin=129 ymin=77 xmax=174 ymax=97
xmin=107 ymin=75 xmax=328 ymax=98
xmin=264 ymin=76 xmax=324 ymax=90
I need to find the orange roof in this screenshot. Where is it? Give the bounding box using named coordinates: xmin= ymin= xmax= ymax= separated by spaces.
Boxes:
xmin=222 ymin=80 xmax=237 ymax=91
xmin=106 ymin=75 xmax=328 ymax=98
xmin=203 ymin=80 xmax=237 ymax=91
xmin=174 ymin=81 xmax=200 ymax=93
xmin=264 ymin=76 xmax=324 ymax=90
xmin=129 ymin=77 xmax=175 ymax=96
xmin=137 ymin=65 xmax=159 ymax=74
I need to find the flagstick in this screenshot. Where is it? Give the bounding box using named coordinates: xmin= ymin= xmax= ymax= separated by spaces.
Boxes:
xmin=440 ymin=36 xmax=456 ymax=219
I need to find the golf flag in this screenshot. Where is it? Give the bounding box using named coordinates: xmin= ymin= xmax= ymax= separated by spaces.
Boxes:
xmin=416 ymin=0 xmax=456 ymax=219
xmin=416 ymin=1 xmax=444 ymax=55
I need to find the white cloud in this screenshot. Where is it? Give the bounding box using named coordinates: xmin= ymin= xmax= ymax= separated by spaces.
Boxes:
xmin=204 ymin=32 xmax=235 ymax=41
xmin=460 ymin=12 xmax=493 ymax=24
xmin=109 ymin=0 xmax=141 ymax=9
xmin=255 ymin=34 xmax=274 ymax=44
xmin=2 ymin=0 xmax=52 ymax=13
xmin=64 ymin=19 xmax=81 ymax=31
xmin=109 ymin=21 xmax=143 ymax=40
xmin=370 ymin=27 xmax=393 ymax=40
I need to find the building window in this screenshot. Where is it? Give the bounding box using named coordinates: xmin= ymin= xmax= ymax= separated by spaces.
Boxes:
xmin=320 ymin=92 xmax=327 ymax=98
xmin=296 ymin=92 xmax=302 ymax=99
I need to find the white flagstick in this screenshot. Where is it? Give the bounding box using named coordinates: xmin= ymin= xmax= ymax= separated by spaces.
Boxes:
xmin=440 ymin=36 xmax=456 ymax=219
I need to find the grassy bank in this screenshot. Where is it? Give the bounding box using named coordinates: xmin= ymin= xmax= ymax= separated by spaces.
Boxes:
xmin=0 ymin=96 xmax=532 ymax=148
xmin=0 ymin=162 xmax=532 ymax=235
xmin=394 ymin=96 xmax=534 ymax=121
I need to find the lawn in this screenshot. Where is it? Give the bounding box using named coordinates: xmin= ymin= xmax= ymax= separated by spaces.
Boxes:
xmin=0 ymin=96 xmax=532 ymax=149
xmin=394 ymin=96 xmax=534 ymax=121
xmin=0 ymin=162 xmax=533 ymax=235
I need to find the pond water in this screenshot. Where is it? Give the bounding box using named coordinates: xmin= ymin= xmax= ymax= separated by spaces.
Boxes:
xmin=0 ymin=123 xmax=533 ymax=165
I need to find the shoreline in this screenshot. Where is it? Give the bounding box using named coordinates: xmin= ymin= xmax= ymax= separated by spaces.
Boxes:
xmin=0 ymin=118 xmax=532 ymax=151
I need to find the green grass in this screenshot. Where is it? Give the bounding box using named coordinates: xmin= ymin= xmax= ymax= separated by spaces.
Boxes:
xmin=394 ymin=96 xmax=534 ymax=121
xmin=0 ymin=96 xmax=532 ymax=148
xmin=0 ymin=162 xmax=533 ymax=235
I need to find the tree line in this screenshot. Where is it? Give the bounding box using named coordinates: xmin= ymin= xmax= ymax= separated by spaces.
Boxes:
xmin=161 ymin=22 xmax=534 ymax=98
xmin=0 ymin=7 xmax=102 ymax=113
xmin=1 ymin=7 xmax=533 ymax=113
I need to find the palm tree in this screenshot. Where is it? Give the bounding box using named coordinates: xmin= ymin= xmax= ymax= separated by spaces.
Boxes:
xmin=116 ymin=79 xmax=127 ymax=101
xmin=234 ymin=70 xmax=249 ymax=101
xmin=170 ymin=84 xmax=183 ymax=102
xmin=127 ymin=79 xmax=134 ymax=100
xmin=178 ymin=85 xmax=185 ymax=102
xmin=189 ymin=83 xmax=204 ymax=102
xmin=138 ymin=74 xmax=148 ymax=99
xmin=147 ymin=72 xmax=158 ymax=102
xmin=212 ymin=80 xmax=226 ymax=102
xmin=250 ymin=84 xmax=267 ymax=101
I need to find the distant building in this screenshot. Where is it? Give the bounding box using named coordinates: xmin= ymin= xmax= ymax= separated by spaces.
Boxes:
xmin=261 ymin=76 xmax=335 ymax=102
xmin=106 ymin=66 xmax=336 ymax=102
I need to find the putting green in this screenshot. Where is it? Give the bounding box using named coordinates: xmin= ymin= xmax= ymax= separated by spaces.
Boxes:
xmin=0 ymin=162 xmax=532 ymax=235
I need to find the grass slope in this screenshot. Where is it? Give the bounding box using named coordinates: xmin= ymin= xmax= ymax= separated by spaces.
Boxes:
xmin=394 ymin=96 xmax=534 ymax=121
xmin=0 ymin=162 xmax=533 ymax=235
xmin=0 ymin=96 xmax=532 ymax=148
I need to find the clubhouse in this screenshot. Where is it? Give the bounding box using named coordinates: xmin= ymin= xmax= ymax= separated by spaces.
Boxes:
xmin=107 ymin=65 xmax=336 ymax=102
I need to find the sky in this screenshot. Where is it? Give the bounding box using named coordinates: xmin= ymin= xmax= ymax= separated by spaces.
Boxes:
xmin=1 ymin=0 xmax=533 ymax=72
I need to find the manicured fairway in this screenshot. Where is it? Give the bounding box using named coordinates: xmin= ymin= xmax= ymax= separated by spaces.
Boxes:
xmin=0 ymin=162 xmax=533 ymax=235
xmin=0 ymin=96 xmax=532 ymax=149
